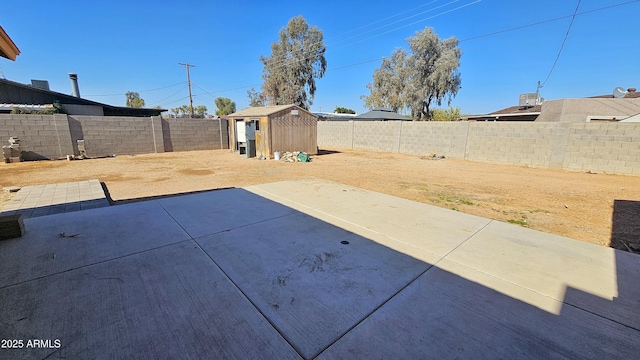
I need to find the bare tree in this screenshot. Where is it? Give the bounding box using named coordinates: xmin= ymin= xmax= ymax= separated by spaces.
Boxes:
xmin=247 ymin=87 xmax=266 ymax=107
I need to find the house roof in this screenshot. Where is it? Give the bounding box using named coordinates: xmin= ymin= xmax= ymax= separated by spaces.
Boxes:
xmin=0 ymin=78 xmax=165 ymax=117
xmin=229 ymin=104 xmax=316 ymax=118
xmin=490 ymin=105 xmax=541 ymax=115
xmin=355 ymin=108 xmax=411 ymax=121
xmin=0 ymin=26 xmax=20 ymax=61
xmin=465 ymin=105 xmax=541 ymax=121
xmin=590 ymin=88 xmax=639 ymax=99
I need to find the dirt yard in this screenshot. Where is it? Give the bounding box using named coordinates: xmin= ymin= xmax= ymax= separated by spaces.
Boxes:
xmin=1 ymin=149 xmax=639 ymax=252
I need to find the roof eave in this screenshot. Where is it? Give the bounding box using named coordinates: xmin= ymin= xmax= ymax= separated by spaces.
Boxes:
xmin=0 ymin=26 xmax=20 ymax=61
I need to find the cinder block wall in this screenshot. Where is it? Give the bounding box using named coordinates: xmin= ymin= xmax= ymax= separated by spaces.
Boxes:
xmin=0 ymin=114 xmax=229 ymax=160
xmin=69 ymin=115 xmax=160 ymax=157
xmin=353 ymin=121 xmax=402 ymax=152
xmin=400 ymin=121 xmax=469 ymax=158
xmin=465 ymin=122 xmax=556 ymax=166
xmin=0 ymin=114 xmax=73 ymax=160
xmin=563 ymin=123 xmax=640 ymax=174
xmin=317 ymin=120 xmax=640 ymax=175
xmin=161 ymin=118 xmax=228 ymax=152
xmin=317 ymin=121 xmax=352 ymax=148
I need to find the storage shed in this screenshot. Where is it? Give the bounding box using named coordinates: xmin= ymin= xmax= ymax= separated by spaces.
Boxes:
xmin=228 ymin=104 xmax=318 ymax=158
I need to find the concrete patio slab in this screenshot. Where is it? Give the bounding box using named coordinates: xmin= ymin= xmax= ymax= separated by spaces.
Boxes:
xmin=318 ymin=258 xmax=639 ymax=359
xmin=156 ymin=188 xmax=296 ymax=239
xmin=0 ymin=178 xmax=638 ymax=359
xmin=245 ymin=178 xmax=374 ymax=212
xmin=0 ymin=179 xmax=109 ymax=218
xmin=445 ymin=220 xmax=640 ymax=329
xmin=197 ymin=211 xmax=430 ymax=359
xmin=248 ymin=179 xmax=492 ymax=257
xmin=0 ymin=241 xmax=299 ymax=359
xmin=0 ymin=201 xmax=190 ymax=287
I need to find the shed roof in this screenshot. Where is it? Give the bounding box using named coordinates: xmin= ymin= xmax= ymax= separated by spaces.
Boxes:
xmin=0 ymin=26 xmax=20 ymax=61
xmin=229 ymin=104 xmax=316 ymax=118
xmin=355 ymin=108 xmax=411 ymax=121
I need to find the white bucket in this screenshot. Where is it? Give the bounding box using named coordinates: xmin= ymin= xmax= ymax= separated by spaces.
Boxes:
xmin=274 ymin=151 xmax=281 ymax=161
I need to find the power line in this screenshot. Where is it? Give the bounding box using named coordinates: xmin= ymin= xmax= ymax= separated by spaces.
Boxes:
xmin=148 ymin=85 xmax=188 ymax=107
xmin=332 ymin=1 xmax=481 ymax=50
xmin=329 ymin=0 xmax=463 ymax=47
xmin=541 ymin=0 xmax=581 ymax=86
xmin=163 ymin=0 xmax=637 ymax=100
xmin=331 ymin=0 xmax=442 ymax=40
xmin=460 ymin=0 xmax=638 ymax=42
xmin=260 ymin=1 xmax=479 ymax=85
xmin=327 ymin=0 xmax=636 ymax=74
xmin=85 ymin=82 xmax=184 ymax=96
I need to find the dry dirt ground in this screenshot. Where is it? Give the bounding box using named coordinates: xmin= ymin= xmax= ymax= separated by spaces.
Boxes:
xmin=1 ymin=149 xmax=639 ymax=252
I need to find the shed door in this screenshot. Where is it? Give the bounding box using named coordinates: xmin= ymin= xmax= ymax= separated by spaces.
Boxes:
xmin=236 ymin=120 xmax=246 ymax=142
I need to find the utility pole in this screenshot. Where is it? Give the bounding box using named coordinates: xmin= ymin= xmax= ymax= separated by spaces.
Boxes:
xmin=178 ymin=62 xmax=195 ymax=117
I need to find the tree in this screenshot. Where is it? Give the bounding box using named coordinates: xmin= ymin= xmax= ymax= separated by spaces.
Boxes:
xmin=259 ymin=15 xmax=327 ymax=110
xmin=126 ymin=91 xmax=145 ymax=108
xmin=214 ymin=97 xmax=236 ymax=116
xmin=194 ymin=105 xmax=207 ymax=118
xmin=179 ymin=105 xmax=191 ymax=116
xmin=247 ymin=87 xmax=266 ymax=107
xmin=361 ymin=49 xmax=408 ymax=113
xmin=172 ymin=104 xmax=207 ymax=118
xmin=362 ymin=27 xmax=461 ymax=120
xmin=334 ymin=106 xmax=356 ymax=114
xmin=430 ymin=106 xmax=462 ymax=121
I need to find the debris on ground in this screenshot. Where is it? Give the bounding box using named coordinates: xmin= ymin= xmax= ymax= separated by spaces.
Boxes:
xmin=420 ymin=153 xmax=445 ymax=160
xmin=279 ymin=151 xmax=311 ymax=163
xmin=59 ymin=232 xmax=80 ymax=238
xmin=3 ymin=186 xmax=21 ymax=193
xmin=586 ymin=170 xmax=597 ymax=174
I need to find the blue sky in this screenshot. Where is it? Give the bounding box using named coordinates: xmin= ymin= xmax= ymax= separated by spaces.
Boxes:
xmin=2 ymin=0 xmax=639 ymax=115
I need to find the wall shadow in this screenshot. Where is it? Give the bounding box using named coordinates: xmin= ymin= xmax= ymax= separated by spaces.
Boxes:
xmin=67 ymin=116 xmax=84 ymax=156
xmin=106 ymin=186 xmax=235 ymax=205
xmin=316 ymin=149 xmax=342 ymax=156
xmin=611 ymin=199 xmax=640 ymax=253
xmin=18 ymin=151 xmax=49 ymax=161
xmin=161 ymin=118 xmax=173 ymax=152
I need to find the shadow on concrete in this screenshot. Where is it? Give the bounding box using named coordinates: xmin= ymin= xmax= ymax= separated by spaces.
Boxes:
xmin=0 ymin=186 xmax=637 ymax=359
xmin=610 ymin=199 xmax=640 ymax=253
xmin=107 ymin=186 xmax=235 ymax=205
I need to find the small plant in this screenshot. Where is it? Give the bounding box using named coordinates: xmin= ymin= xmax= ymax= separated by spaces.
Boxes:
xmin=507 ymin=214 xmax=528 ymax=227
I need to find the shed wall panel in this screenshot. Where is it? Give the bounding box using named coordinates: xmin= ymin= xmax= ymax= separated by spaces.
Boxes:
xmin=269 ymin=110 xmax=317 ymax=155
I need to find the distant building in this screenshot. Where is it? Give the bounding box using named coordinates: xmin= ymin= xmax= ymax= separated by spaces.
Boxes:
xmin=354 ymin=108 xmax=411 ymax=121
xmin=0 ymin=77 xmax=165 ymax=117
xmin=467 ymin=88 xmax=640 ymax=123
xmin=314 ymin=111 xmax=357 ymax=121
xmin=465 ymin=106 xmax=540 ymax=122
